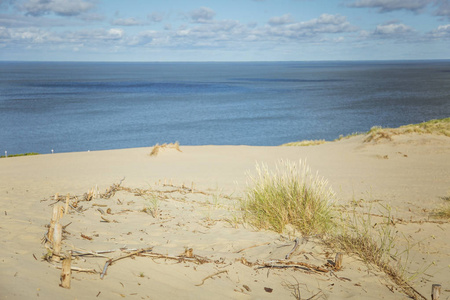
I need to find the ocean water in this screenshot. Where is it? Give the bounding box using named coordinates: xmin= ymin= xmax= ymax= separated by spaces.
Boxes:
xmin=0 ymin=61 xmax=449 ymax=154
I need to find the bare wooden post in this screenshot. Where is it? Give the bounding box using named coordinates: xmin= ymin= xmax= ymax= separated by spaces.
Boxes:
xmin=432 ymin=284 xmax=441 ymax=300
xmin=49 ymin=205 xmax=63 ymax=243
xmin=54 ymin=193 xmax=59 ymax=201
xmin=60 ymin=256 xmax=72 ymax=288
xmin=52 ymin=223 xmax=62 ymax=262
xmin=64 ymin=194 xmax=70 ymax=215
xmin=335 ymin=253 xmax=343 ymax=270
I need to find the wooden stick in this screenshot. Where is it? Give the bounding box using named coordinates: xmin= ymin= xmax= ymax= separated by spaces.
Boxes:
xmin=285 ymin=238 xmax=300 ymax=259
xmin=432 ymin=284 xmax=441 ymax=300
xmin=60 ymin=256 xmax=71 ymax=288
xmin=64 ymin=194 xmax=70 ymax=215
xmin=52 ymin=223 xmax=62 ymax=262
xmin=334 ymin=253 xmax=343 ymax=271
xmin=49 ymin=205 xmax=63 ymax=243
xmin=100 ymin=248 xmax=152 ymax=279
xmin=195 ymin=270 xmax=228 ymax=286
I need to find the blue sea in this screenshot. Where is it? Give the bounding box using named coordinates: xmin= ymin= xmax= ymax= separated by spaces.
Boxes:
xmin=1 ymin=61 xmax=449 ymax=154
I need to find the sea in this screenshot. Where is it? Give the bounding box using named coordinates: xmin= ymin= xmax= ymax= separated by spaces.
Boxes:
xmin=1 ymin=61 xmax=449 ymax=155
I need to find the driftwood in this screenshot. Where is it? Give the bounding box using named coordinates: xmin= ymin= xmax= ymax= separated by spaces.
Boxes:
xmin=52 ymin=223 xmax=63 ymax=262
xmin=285 ymin=238 xmax=300 ymax=259
xmin=60 ymin=256 xmax=71 ymax=288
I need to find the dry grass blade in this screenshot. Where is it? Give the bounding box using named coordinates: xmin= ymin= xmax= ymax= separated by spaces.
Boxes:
xmin=150 ymin=142 xmax=182 ymax=156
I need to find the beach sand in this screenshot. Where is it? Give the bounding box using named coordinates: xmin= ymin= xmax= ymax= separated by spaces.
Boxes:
xmin=1 ymin=133 xmax=449 ymax=299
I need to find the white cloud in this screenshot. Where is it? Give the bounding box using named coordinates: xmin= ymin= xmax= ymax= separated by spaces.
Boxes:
xmin=374 ymin=22 xmax=414 ymax=36
xmin=112 ymin=17 xmax=144 ymax=26
xmin=434 ymin=0 xmax=450 ymax=19
xmin=266 ymin=14 xmax=357 ymax=40
xmin=268 ymin=14 xmax=294 ymax=26
xmin=189 ymin=7 xmax=215 ymax=23
xmin=21 ymin=0 xmax=95 ymax=16
xmin=348 ymin=0 xmax=432 ymax=13
xmin=0 ymin=26 xmax=10 ymax=38
xmin=429 ymin=23 xmax=450 ymax=38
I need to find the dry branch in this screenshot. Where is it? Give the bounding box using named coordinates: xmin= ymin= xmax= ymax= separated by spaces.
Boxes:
xmin=100 ymin=248 xmax=153 ymax=279
xmin=285 ymin=238 xmax=300 ymax=259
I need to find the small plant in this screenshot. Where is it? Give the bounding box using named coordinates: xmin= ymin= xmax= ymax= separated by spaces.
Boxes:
xmin=143 ymin=193 xmax=160 ymax=218
xmin=432 ymin=191 xmax=450 ymax=219
xmin=150 ymin=142 xmax=182 ymax=156
xmin=240 ymin=160 xmax=335 ymax=235
xmin=281 ymin=140 xmax=327 ymax=147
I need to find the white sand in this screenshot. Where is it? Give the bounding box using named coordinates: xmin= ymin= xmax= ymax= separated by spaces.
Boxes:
xmin=1 ymin=133 xmax=449 ymax=299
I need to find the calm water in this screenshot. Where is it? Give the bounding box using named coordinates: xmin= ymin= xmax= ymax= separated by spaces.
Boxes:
xmin=1 ymin=61 xmax=449 ymax=154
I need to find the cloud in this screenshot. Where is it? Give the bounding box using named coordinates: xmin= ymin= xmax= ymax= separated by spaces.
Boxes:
xmin=266 ymin=14 xmax=357 ymax=40
xmin=20 ymin=0 xmax=95 ymax=16
xmin=112 ymin=17 xmax=144 ymax=26
xmin=373 ymin=22 xmax=414 ymax=36
xmin=429 ymin=23 xmax=450 ymax=38
xmin=268 ymin=14 xmax=294 ymax=26
xmin=434 ymin=0 xmax=450 ymax=19
xmin=348 ymin=0 xmax=432 ymax=13
xmin=189 ymin=7 xmax=215 ymax=23
xmin=148 ymin=12 xmax=164 ymax=23
xmin=0 ymin=26 xmax=11 ymax=39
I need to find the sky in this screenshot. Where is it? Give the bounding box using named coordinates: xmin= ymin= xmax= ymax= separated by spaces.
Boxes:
xmin=0 ymin=0 xmax=450 ymax=61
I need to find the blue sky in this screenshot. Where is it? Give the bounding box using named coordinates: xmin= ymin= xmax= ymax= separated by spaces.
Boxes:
xmin=0 ymin=0 xmax=449 ymax=61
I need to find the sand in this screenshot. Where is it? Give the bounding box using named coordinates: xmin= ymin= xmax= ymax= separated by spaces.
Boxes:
xmin=1 ymin=133 xmax=449 ymax=299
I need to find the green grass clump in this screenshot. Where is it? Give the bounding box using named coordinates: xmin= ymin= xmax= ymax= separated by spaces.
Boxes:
xmin=240 ymin=160 xmax=335 ymax=235
xmin=0 ymin=152 xmax=39 ymax=158
xmin=281 ymin=140 xmax=327 ymax=147
xmin=433 ymin=205 xmax=450 ymax=219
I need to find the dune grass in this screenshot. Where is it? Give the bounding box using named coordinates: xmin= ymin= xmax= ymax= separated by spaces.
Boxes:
xmin=365 ymin=117 xmax=450 ymax=142
xmin=282 ymin=117 xmax=450 ymax=146
xmin=150 ymin=142 xmax=182 ymax=156
xmin=282 ymin=140 xmax=327 ymax=147
xmin=240 ymin=160 xmax=335 ymax=235
xmin=432 ymin=194 xmax=450 ymax=219
xmin=0 ymin=152 xmax=39 ymax=158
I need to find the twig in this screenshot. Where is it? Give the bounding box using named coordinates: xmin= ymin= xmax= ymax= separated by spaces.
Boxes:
xmin=195 ymin=270 xmax=228 ymax=286
xmin=235 ymin=242 xmax=271 ymax=253
xmin=285 ymin=238 xmax=300 ymax=259
xmin=54 ymin=265 xmax=97 ymax=273
xmin=100 ymin=248 xmax=152 ymax=279
xmin=307 ymin=290 xmax=324 ymax=300
xmin=257 ymin=260 xmax=329 ymax=273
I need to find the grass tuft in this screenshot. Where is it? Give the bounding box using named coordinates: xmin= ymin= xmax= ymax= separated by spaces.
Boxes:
xmin=281 ymin=140 xmax=327 ymax=147
xmin=240 ymin=160 xmax=335 ymax=235
xmin=150 ymin=142 xmax=182 ymax=156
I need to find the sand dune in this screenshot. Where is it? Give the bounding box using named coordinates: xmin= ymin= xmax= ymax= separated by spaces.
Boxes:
xmin=1 ymin=133 xmax=449 ymax=299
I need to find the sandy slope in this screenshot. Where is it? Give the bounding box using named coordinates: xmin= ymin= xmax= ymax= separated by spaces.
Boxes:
xmin=0 ymin=134 xmax=449 ymax=299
